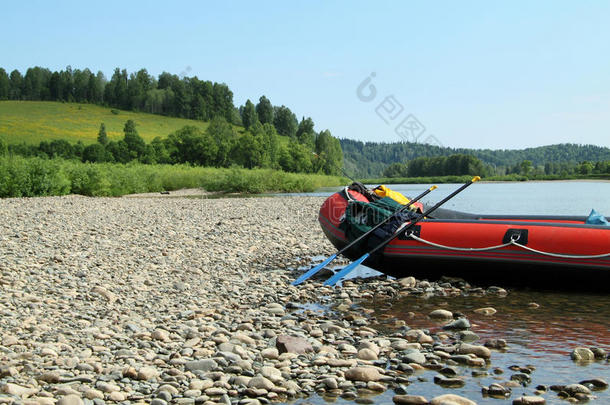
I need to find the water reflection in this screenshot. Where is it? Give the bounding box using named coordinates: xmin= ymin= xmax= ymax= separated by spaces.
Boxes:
xmin=357 ymin=288 xmax=610 ymax=404
xmin=372 ymin=290 xmax=610 ymax=356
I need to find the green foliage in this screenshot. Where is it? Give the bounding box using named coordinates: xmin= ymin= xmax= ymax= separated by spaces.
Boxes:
xmin=0 ymin=68 xmax=9 ymax=100
xmin=231 ymin=133 xmax=262 ymax=169
xmin=273 ymin=105 xmax=298 ymax=138
xmin=403 ymin=154 xmax=485 ymax=177
xmin=0 ymin=157 xmax=343 ymax=197
xmin=314 ymin=130 xmax=343 ymax=176
xmin=0 ymin=156 xmax=70 ymax=197
xmin=122 ymin=119 xmax=146 ymax=160
xmin=97 ymin=123 xmax=108 ymax=145
xmin=382 ymin=162 xmax=409 ymax=178
xmin=82 ymin=143 xmax=110 ymax=163
xmin=38 ymin=139 xmax=76 ymax=159
xmin=0 ymin=136 xmax=8 ymax=156
xmin=342 ymin=139 xmax=610 ymax=178
xmin=241 ymin=99 xmax=258 ymax=130
xmin=256 ymin=95 xmax=273 ymax=125
xmin=286 ymin=141 xmax=313 ymax=173
xmin=165 ymin=125 xmax=218 ymax=166
xmin=203 ymin=116 xmax=236 ymax=166
xmin=296 ymin=117 xmax=316 ymax=148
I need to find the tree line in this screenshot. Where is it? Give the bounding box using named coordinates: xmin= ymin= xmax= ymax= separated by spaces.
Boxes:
xmin=383 ymin=154 xmax=485 ymax=177
xmin=0 ymin=66 xmax=236 ymax=122
xmin=1 ymin=118 xmax=343 ymax=175
xmin=341 ymin=139 xmax=610 ymax=178
xmin=382 ymin=154 xmax=610 ymax=178
xmin=0 ymin=66 xmax=328 ymax=138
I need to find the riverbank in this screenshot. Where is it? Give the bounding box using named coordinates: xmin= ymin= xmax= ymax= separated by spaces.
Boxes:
xmin=0 ymin=156 xmax=345 ymax=197
xmin=0 ymin=195 xmax=607 ymax=405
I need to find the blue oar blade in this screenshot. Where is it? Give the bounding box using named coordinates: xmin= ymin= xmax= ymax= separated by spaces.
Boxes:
xmin=324 ymin=253 xmax=370 ymax=287
xmin=291 ymin=253 xmax=338 ymax=286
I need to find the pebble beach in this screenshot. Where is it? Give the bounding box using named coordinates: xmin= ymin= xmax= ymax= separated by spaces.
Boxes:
xmin=0 ymin=193 xmax=607 ymax=405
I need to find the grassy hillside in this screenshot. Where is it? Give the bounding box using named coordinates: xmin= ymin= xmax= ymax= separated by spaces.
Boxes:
xmin=0 ymin=101 xmax=211 ymax=144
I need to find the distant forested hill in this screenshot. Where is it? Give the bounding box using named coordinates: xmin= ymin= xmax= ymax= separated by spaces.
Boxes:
xmin=341 ymin=139 xmax=610 ymax=178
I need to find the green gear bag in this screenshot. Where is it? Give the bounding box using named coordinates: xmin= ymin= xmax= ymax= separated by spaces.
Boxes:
xmin=339 ymin=196 xmax=404 ymax=248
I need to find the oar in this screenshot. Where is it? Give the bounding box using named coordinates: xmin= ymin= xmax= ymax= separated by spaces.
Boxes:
xmin=324 ymin=176 xmax=481 ymax=286
xmin=291 ymin=184 xmax=437 ymax=286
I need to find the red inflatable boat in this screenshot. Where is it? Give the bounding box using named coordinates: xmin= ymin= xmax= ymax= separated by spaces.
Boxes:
xmin=319 ymin=186 xmax=610 ymax=290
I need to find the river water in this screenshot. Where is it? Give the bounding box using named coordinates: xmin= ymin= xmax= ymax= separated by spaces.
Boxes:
xmin=288 ymin=180 xmax=610 ymax=216
xmin=282 ymin=181 xmax=610 ymax=404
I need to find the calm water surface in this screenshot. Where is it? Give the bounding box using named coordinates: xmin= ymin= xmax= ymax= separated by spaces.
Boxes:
xmin=283 ymin=182 xmax=610 ymax=404
xmin=291 ymin=180 xmax=610 ymax=216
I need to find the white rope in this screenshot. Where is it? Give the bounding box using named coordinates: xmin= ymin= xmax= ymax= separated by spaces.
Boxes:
xmin=407 ymin=233 xmax=513 ymax=252
xmin=406 ymin=232 xmax=610 ymax=260
xmin=510 ymin=241 xmax=610 ymax=259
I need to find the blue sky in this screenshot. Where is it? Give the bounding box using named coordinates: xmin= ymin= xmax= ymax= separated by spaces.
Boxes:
xmin=2 ymin=1 xmax=609 ymax=149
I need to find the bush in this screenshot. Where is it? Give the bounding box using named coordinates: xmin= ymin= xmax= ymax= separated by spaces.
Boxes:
xmin=0 ymin=156 xmax=70 ymax=197
xmin=0 ymin=157 xmax=344 ymax=198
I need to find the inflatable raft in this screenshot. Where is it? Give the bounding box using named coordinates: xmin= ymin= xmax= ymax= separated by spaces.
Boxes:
xmin=318 ymin=185 xmax=610 ymax=290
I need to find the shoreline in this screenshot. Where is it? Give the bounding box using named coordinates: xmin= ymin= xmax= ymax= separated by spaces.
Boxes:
xmin=0 ymin=195 xmax=605 ymax=405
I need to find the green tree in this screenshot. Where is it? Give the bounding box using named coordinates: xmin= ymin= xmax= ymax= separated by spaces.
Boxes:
xmin=23 ymin=67 xmax=52 ymax=100
xmin=248 ymin=122 xmax=279 ymax=168
xmin=88 ymin=71 xmax=106 ymax=104
xmin=106 ymin=68 xmax=129 ymax=109
xmin=296 ymin=117 xmax=316 ymax=148
xmin=106 ymin=140 xmax=130 ymax=163
xmin=231 ymin=132 xmax=264 ymax=169
xmin=58 ymin=66 xmax=74 ymax=102
xmin=256 ymin=95 xmax=274 ymax=124
xmin=123 ymin=119 xmax=146 ymax=160
xmin=72 ymin=68 xmax=90 ymax=102
xmin=579 ymin=161 xmax=594 ymax=175
xmin=128 ymin=68 xmax=153 ymax=110
xmin=82 ymin=143 xmax=109 ymax=163
xmin=520 ymin=160 xmax=533 ymax=176
xmin=150 ymin=137 xmax=171 ymax=164
xmin=383 ymin=162 xmax=409 ymax=178
xmin=205 ymin=116 xmax=237 ymax=167
xmin=0 ymin=68 xmax=9 ymax=100
xmin=39 ymin=139 xmax=75 ymax=159
xmin=97 ymin=123 xmax=108 ymax=145
xmin=261 ymin=123 xmax=280 ymax=168
xmin=288 ymin=141 xmax=314 ymax=173
xmin=212 ymin=82 xmax=235 ymax=122
xmin=165 ymin=126 xmax=219 ymax=166
xmin=241 ymin=99 xmax=258 ymax=130
xmin=273 ymin=105 xmax=298 ymax=138
xmin=9 ymin=70 xmax=23 ymax=100
xmin=315 ymin=130 xmax=343 ymax=175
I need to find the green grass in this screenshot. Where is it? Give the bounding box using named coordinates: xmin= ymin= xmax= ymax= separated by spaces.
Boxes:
xmin=0 ymin=101 xmax=213 ymax=145
xmin=0 ymin=156 xmax=345 ymax=197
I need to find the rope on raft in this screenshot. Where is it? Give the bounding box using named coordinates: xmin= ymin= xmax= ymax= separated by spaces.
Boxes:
xmin=406 ymin=232 xmax=610 ymax=260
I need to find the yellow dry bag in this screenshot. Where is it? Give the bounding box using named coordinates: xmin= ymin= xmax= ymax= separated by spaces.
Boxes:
xmin=373 ymin=185 xmax=411 ymax=205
